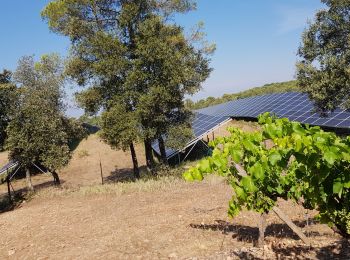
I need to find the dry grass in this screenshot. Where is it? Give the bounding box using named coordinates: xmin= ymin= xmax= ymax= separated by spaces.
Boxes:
xmin=34 ymin=162 xmax=225 ymax=200
xmin=0 ymin=151 xmax=8 ymax=166
xmin=203 ymin=119 xmax=260 ymax=143
xmin=35 ymin=175 xmax=185 ymax=199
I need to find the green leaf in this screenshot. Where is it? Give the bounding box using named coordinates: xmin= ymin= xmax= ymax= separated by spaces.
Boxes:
xmin=183 ymin=171 xmax=194 ymax=181
xmin=235 ymin=186 xmax=246 ymax=199
xmin=267 ymin=185 xmax=273 ymax=193
xmin=292 ymin=122 xmax=306 ymax=135
xmin=183 ymin=168 xmax=203 ymax=182
xmin=191 ymin=168 xmax=204 ymax=181
xmin=276 ymin=186 xmax=283 ymax=195
xmin=230 ymin=148 xmax=243 ymax=163
xmin=241 ymin=176 xmax=257 ymax=192
xmin=343 ymin=181 xmax=350 ymax=189
xmin=324 ymin=151 xmax=338 ymax=165
xmin=242 ymin=139 xmax=255 ymax=152
xmin=333 ymin=180 xmax=343 ymax=195
xmin=198 ymin=159 xmax=211 ymax=173
xmin=250 ymin=162 xmax=265 ymax=180
xmin=269 ymin=151 xmax=282 ymax=166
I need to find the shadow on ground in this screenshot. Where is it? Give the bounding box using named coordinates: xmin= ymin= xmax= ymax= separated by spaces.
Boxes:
xmin=190 ymin=219 xmax=350 ymax=259
xmin=232 ymin=239 xmax=350 ymax=260
xmin=105 ymin=166 xmax=149 ymax=183
xmin=0 ymin=179 xmax=65 ymax=214
xmin=190 ymin=219 xmax=316 ymax=242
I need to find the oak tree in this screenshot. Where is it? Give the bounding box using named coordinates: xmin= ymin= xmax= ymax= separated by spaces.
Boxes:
xmin=6 ymin=55 xmax=78 ymax=190
xmin=297 ymin=0 xmax=350 ymax=112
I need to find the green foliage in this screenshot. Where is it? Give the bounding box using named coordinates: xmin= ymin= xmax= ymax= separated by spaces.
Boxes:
xmin=100 ymin=99 xmax=139 ymax=151
xmin=165 ymin=124 xmax=194 ymax=150
xmin=184 ymin=112 xmax=350 ymax=237
xmin=187 ymin=81 xmax=299 ymax=110
xmin=297 ymin=1 xmax=350 ymax=112
xmin=5 ymin=55 xmax=78 ymax=171
xmin=78 ymin=114 xmax=101 ymax=127
xmin=42 ymin=0 xmax=212 ymax=167
xmin=0 ymin=70 xmax=17 ymax=150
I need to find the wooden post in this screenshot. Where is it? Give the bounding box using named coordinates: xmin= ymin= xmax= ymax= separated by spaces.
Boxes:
xmin=258 ymin=212 xmax=267 ymax=247
xmin=212 ymin=131 xmax=215 ymax=140
xmin=272 ymin=206 xmax=310 ymax=245
xmin=99 ymin=153 xmax=104 ymax=185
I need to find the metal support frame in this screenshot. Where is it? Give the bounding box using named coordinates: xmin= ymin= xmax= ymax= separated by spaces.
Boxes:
xmin=2 ymin=162 xmax=51 ymax=198
xmin=166 ymin=117 xmax=233 ymax=161
xmin=182 ymin=141 xmax=198 ymax=162
xmin=32 ymin=163 xmax=50 ymax=176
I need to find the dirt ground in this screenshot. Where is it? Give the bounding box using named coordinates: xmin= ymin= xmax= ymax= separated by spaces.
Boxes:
xmin=0 ymin=179 xmax=348 ymax=259
xmin=0 ymin=123 xmax=349 ymax=259
xmin=0 ymin=134 xmax=146 ymax=194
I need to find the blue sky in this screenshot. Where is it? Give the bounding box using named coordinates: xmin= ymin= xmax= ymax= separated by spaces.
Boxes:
xmin=0 ymin=0 xmax=324 ymax=116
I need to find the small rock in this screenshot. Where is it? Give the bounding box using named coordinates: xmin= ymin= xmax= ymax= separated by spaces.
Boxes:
xmin=168 ymin=253 xmax=177 ymax=258
xmin=8 ymin=249 xmax=15 ymax=256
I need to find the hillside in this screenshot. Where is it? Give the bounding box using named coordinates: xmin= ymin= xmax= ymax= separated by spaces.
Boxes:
xmin=188 ymin=80 xmax=299 ymax=110
xmin=0 ymin=121 xmax=348 ymax=259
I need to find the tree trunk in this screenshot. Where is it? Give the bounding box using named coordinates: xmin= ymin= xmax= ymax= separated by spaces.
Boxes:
xmin=257 ymin=212 xmax=267 ymax=247
xmin=51 ymin=170 xmax=61 ymax=185
xmin=158 ymin=136 xmax=168 ymax=165
xmin=130 ymin=142 xmax=140 ymax=179
xmin=6 ymin=176 xmax=11 ymax=202
xmin=144 ymin=139 xmax=155 ymax=174
xmin=25 ymin=167 xmax=34 ymax=192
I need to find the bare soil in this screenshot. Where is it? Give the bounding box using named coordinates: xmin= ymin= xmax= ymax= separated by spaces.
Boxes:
xmin=0 ymin=179 xmax=348 ymax=259
xmin=0 ymin=134 xmax=146 ymax=193
xmin=0 ymin=123 xmax=349 ymax=259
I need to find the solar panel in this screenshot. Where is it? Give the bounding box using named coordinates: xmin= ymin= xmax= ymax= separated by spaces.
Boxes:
xmin=0 ymin=161 xmax=18 ymax=176
xmin=152 ymin=92 xmax=350 ymax=160
xmin=152 ymin=112 xmax=231 ymax=158
xmin=197 ymin=92 xmax=350 ymax=129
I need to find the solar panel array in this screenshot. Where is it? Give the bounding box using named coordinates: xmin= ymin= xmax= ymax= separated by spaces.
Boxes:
xmin=152 ymin=112 xmax=230 ymax=158
xmin=152 ymin=92 xmax=350 ymax=160
xmin=197 ymin=92 xmax=350 ymax=129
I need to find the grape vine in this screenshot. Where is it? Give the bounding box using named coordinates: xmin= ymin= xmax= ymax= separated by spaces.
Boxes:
xmin=183 ymin=112 xmax=350 ymax=237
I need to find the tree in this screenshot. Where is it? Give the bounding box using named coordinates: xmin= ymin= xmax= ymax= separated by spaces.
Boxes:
xmin=42 ymin=0 xmax=212 ymax=174
xmin=0 ymin=70 xmax=16 ymax=150
xmin=6 ymin=55 xmax=77 ymax=190
xmin=131 ymin=16 xmax=211 ymax=163
xmin=297 ymin=0 xmax=350 ymax=112
xmin=100 ymin=98 xmax=140 ymax=178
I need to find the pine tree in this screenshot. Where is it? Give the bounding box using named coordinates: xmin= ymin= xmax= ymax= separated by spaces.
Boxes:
xmin=42 ymin=0 xmax=212 ymax=175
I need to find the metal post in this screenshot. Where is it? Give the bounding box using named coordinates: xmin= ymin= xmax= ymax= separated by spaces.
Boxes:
xmin=6 ymin=170 xmax=11 ymax=202
xmin=99 ymin=153 xmax=104 ymax=185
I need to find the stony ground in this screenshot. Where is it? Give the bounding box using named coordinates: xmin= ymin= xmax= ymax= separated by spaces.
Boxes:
xmin=0 ymin=178 xmax=349 ymax=259
xmin=0 ymin=127 xmax=349 ymax=259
